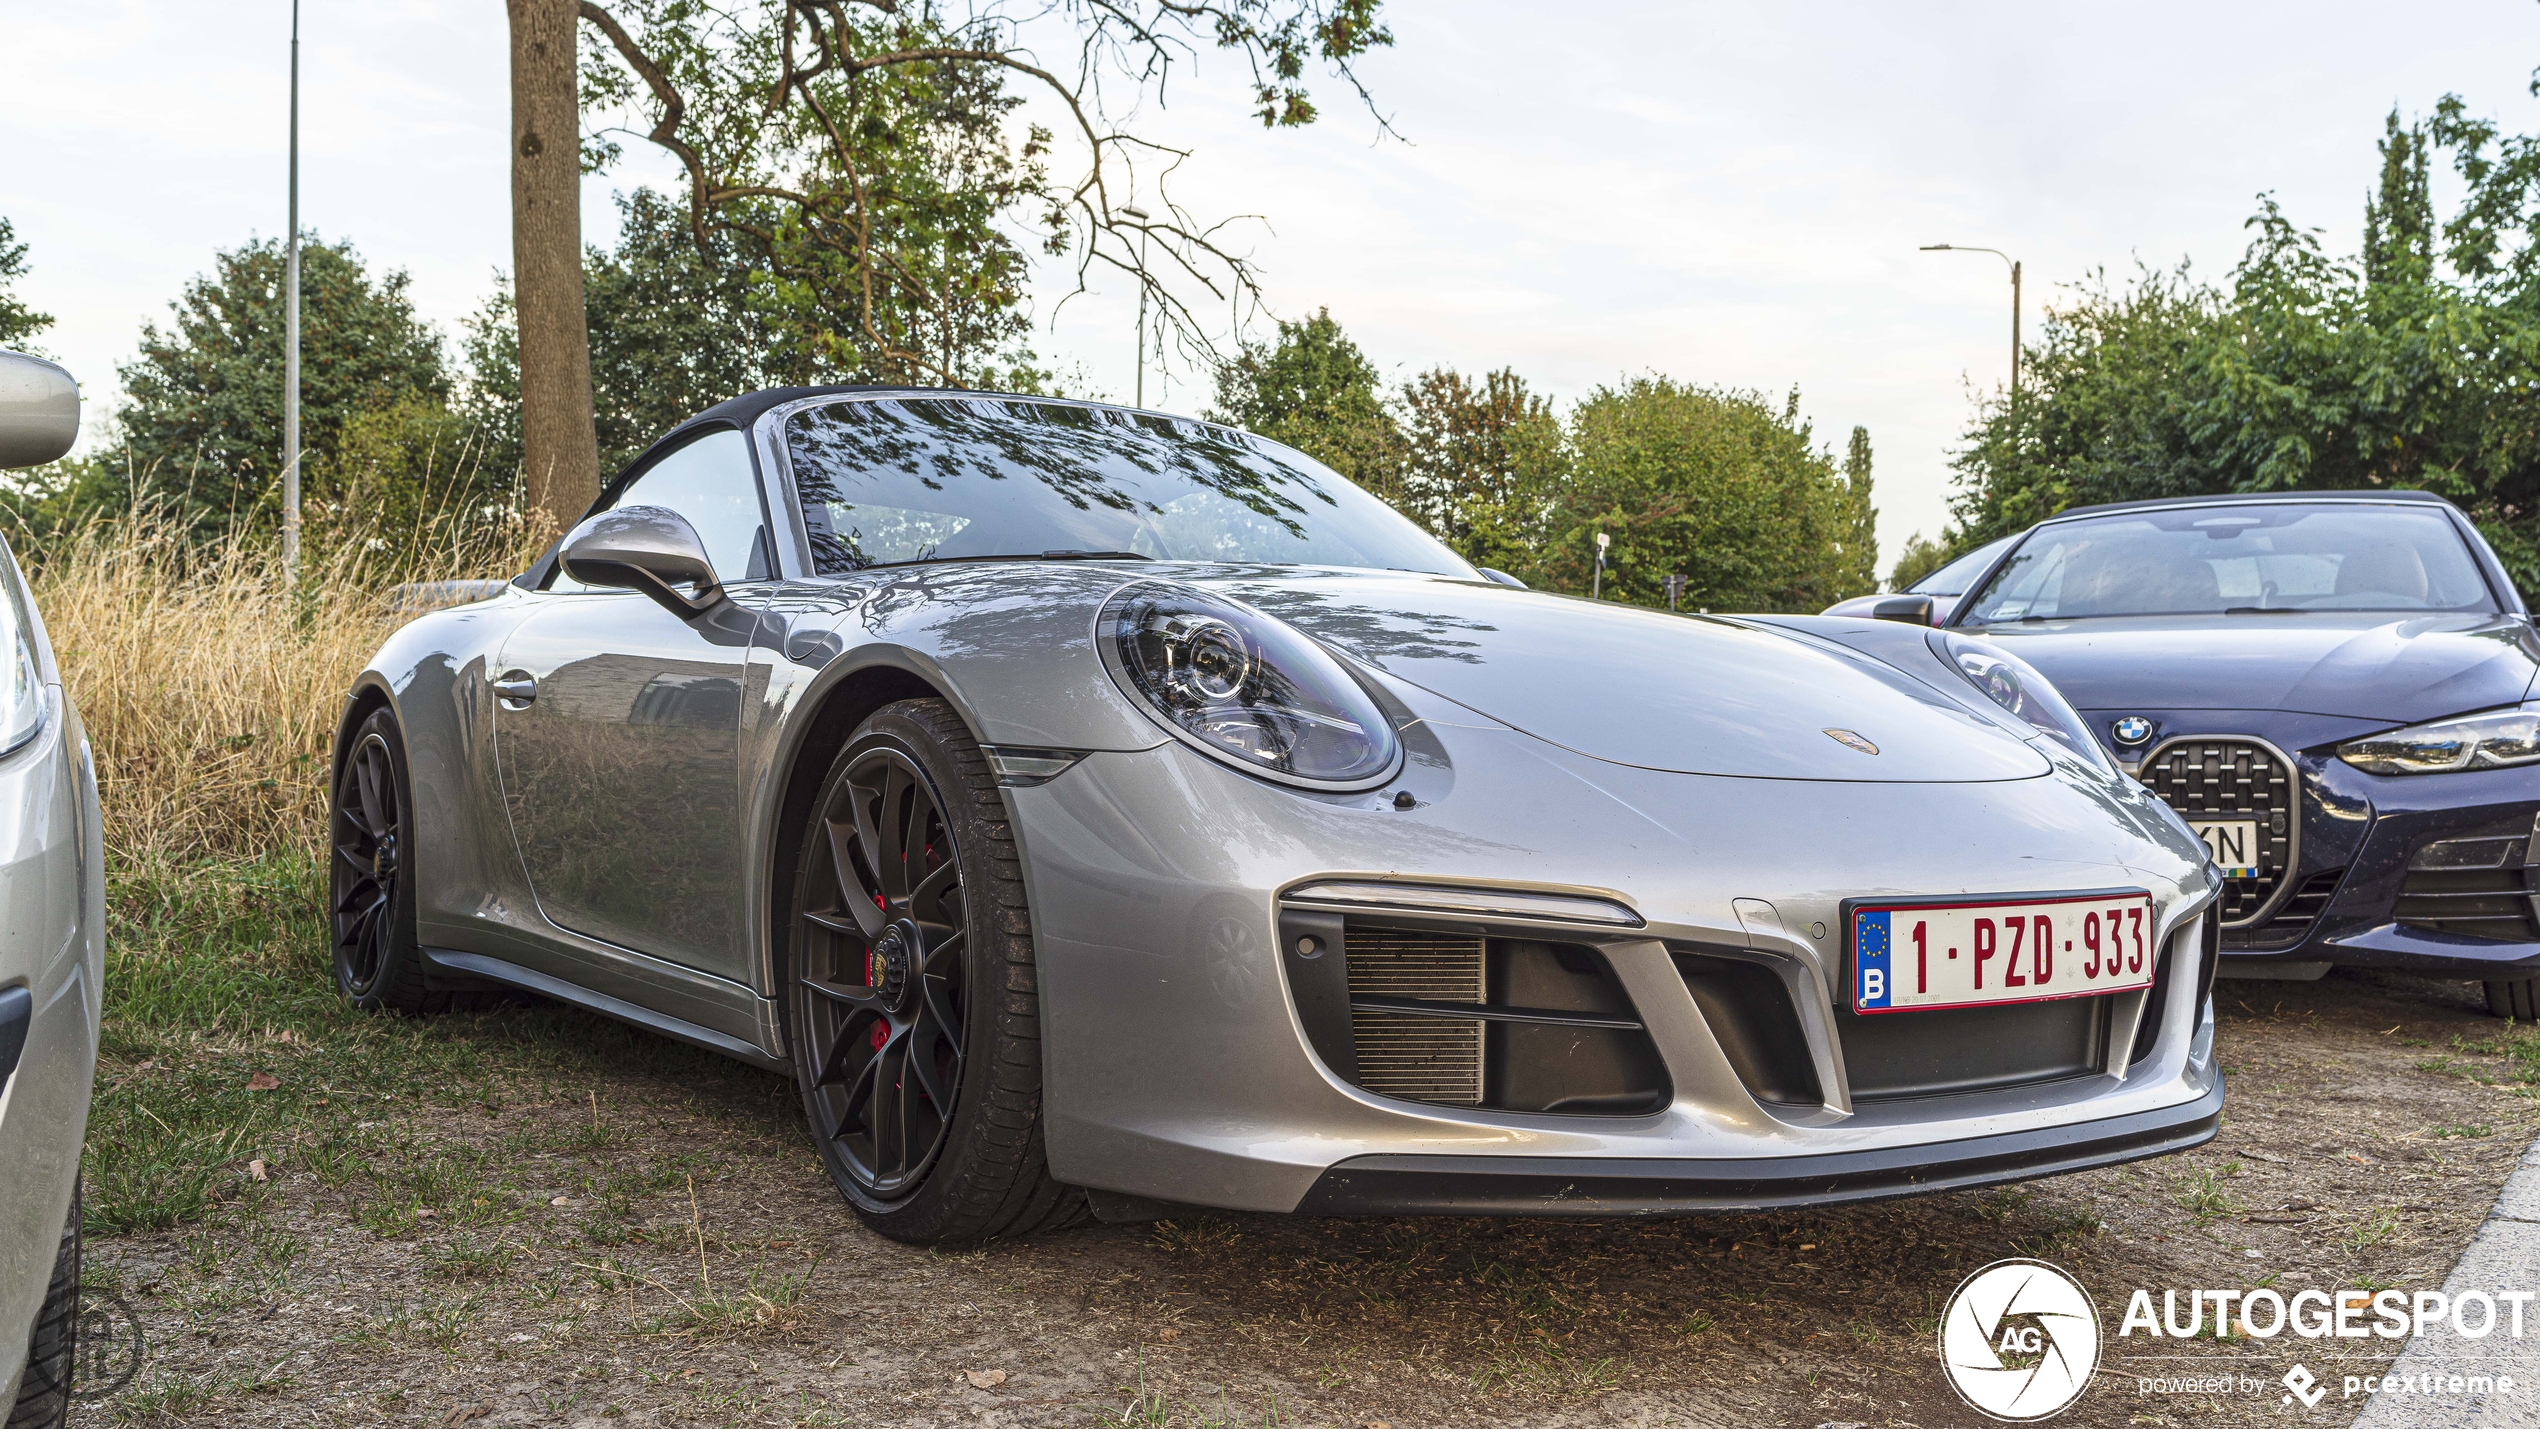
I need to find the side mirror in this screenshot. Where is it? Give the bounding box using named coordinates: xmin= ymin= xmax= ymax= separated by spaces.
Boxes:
xmin=0 ymin=351 xmax=79 ymax=469
xmin=561 ymin=505 xmax=723 ymax=618
xmin=1870 ymin=594 xmax=1936 ymax=625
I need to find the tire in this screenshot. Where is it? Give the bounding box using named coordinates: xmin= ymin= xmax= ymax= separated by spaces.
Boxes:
xmin=329 ymin=706 xmax=446 ymax=1014
xmin=783 ymin=698 xmax=1087 ymax=1245
xmin=2486 ymin=977 xmax=2539 ymax=1021
xmin=7 ymin=1182 xmax=78 ymax=1429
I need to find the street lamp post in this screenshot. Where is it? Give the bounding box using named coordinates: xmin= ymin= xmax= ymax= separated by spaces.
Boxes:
xmin=1121 ymin=204 xmax=1151 ymax=407
xmin=282 ymin=0 xmax=303 ymax=580
xmin=1920 ymin=244 xmax=2020 ymax=408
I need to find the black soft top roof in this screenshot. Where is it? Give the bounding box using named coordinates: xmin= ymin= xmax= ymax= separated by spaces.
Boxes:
xmin=2044 ymin=489 xmax=2457 ymax=523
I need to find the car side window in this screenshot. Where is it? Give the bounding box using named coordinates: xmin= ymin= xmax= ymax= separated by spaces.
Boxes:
xmin=548 ymin=427 xmax=771 ymax=592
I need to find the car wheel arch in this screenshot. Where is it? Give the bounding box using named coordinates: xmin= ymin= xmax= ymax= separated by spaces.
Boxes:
xmin=330 ymin=677 xmax=399 ymax=790
xmin=759 ymin=656 xmax=966 ymax=1043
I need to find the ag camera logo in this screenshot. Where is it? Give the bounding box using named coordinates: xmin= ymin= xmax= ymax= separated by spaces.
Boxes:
xmin=1939 ymin=1258 xmax=2102 ymax=1421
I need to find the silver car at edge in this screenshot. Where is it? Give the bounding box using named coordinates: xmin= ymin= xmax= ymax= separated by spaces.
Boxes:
xmin=0 ymin=350 xmax=103 ymax=1426
xmin=335 ymin=388 xmax=2225 ymax=1244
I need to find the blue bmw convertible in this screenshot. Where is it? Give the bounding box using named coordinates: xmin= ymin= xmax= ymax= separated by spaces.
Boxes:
xmin=1835 ymin=491 xmax=2540 ymax=1017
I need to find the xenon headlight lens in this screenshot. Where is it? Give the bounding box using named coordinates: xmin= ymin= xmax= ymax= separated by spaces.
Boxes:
xmin=1103 ymin=586 xmax=1399 ymax=787
xmin=1939 ymin=631 xmax=2110 ymax=771
xmin=2338 ymin=703 xmax=2540 ymax=775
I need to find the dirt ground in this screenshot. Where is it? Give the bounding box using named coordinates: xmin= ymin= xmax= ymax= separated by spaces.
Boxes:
xmin=67 ymin=965 xmax=2540 ymax=1429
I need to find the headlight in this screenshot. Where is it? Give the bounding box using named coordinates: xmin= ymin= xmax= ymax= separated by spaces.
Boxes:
xmin=1938 ymin=632 xmax=2110 ymax=771
xmin=0 ymin=548 xmax=40 ymax=758
xmin=1101 ymin=585 xmax=1400 ymax=788
xmin=2337 ymin=703 xmax=2540 ymax=775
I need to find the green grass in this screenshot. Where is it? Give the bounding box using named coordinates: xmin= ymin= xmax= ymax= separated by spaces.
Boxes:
xmin=2172 ymin=1163 xmax=2242 ymax=1223
xmin=2344 ymin=1206 xmax=2401 ymax=1251
xmin=85 ymin=850 xmax=764 ymax=1239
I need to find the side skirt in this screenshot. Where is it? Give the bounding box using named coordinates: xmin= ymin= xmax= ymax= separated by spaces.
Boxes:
xmin=420 ymin=947 xmax=790 ymax=1074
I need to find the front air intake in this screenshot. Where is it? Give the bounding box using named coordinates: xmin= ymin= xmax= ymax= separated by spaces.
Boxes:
xmin=1276 ymin=906 xmax=1670 ymax=1115
xmin=2397 ymin=827 xmax=2540 ymax=942
xmin=1346 ymin=928 xmax=1487 ymax=1105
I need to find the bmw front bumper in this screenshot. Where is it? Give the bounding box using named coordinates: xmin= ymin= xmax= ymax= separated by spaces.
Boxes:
xmin=2115 ymin=717 xmax=2540 ymax=981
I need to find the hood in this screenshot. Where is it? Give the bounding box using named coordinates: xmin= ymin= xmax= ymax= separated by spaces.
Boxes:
xmin=1202 ymin=570 xmax=2051 ymax=782
xmin=1970 ymin=612 xmax=2540 ymax=725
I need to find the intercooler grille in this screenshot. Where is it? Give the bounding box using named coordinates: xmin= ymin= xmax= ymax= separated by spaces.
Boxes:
xmin=2138 ymin=739 xmax=2295 ymax=925
xmin=1347 ymin=928 xmax=1485 ymax=1105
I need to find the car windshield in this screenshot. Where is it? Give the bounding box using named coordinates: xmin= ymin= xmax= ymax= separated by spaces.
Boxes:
xmin=782 ymin=397 xmax=1478 ymax=578
xmin=1909 ymin=535 xmax=2017 ymax=595
xmin=1961 ymin=503 xmax=2496 ymax=622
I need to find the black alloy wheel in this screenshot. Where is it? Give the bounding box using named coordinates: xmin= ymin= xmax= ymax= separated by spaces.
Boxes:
xmin=799 ymin=743 xmax=969 ymax=1196
xmin=328 ymin=707 xmax=445 ymax=1013
xmin=786 ymin=699 xmax=1085 ymax=1243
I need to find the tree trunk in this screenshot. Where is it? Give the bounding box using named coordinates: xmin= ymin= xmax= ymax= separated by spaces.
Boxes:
xmin=508 ymin=0 xmax=600 ymax=531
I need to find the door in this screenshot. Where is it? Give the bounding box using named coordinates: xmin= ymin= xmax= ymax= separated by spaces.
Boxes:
xmin=492 ymin=426 xmax=773 ymax=982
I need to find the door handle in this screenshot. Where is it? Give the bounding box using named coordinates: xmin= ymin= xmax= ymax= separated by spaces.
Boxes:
xmin=492 ymin=671 xmax=537 ymax=709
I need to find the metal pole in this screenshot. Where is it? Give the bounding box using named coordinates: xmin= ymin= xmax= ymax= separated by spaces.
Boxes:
xmin=282 ymin=0 xmax=302 ymax=579
xmin=1121 ymin=205 xmax=1150 ymax=407
xmin=1920 ymin=244 xmax=2020 ymax=412
xmin=2010 ymin=259 xmax=2022 ymax=412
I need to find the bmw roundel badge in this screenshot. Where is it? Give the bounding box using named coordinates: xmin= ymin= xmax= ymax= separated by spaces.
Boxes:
xmin=2111 ymin=716 xmax=2155 ymax=747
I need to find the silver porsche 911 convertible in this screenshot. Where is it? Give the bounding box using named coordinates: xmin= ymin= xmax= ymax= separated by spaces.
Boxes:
xmin=337 ymin=388 xmax=2224 ymax=1243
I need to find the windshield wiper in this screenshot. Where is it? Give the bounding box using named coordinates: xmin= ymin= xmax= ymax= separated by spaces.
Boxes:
xmin=2223 ymin=606 xmax=2301 ymax=615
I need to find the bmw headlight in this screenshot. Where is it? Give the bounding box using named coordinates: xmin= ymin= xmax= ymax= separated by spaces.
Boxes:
xmin=1938 ymin=632 xmax=2110 ymax=771
xmin=1101 ymin=585 xmax=1400 ymax=788
xmin=2337 ymin=703 xmax=2540 ymax=776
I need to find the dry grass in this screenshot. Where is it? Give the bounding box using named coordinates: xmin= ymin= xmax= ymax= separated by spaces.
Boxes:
xmin=25 ymin=517 xmax=540 ymax=864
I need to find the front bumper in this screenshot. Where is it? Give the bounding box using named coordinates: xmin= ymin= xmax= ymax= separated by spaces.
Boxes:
xmin=2253 ymin=766 xmax=2536 ymax=979
xmin=1014 ymin=682 xmax=2221 ymax=1216
xmin=1300 ymin=1077 xmax=2224 ymax=1215
xmin=2101 ymin=712 xmax=2540 ymax=980
xmin=0 ymin=689 xmax=104 ymax=1405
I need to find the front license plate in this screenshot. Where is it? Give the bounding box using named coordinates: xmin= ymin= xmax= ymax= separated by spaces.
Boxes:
xmin=1853 ymin=892 xmax=2157 ymax=1013
xmin=2190 ymin=819 xmax=2261 ymax=879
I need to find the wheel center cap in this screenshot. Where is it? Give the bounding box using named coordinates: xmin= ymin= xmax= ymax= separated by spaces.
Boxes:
xmin=869 ymin=920 xmax=921 ymax=1009
xmin=374 ymin=833 xmax=399 ymax=881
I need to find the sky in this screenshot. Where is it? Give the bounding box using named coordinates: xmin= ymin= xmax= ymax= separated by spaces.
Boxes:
xmin=5 ymin=0 xmax=2540 ymax=567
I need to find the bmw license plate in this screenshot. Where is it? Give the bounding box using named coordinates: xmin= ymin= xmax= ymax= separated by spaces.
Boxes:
xmin=1852 ymin=892 xmax=2157 ymax=1013
xmin=2189 ymin=819 xmax=2261 ymax=878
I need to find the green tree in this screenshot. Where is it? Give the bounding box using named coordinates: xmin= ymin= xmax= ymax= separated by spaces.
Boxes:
xmin=1398 ymin=366 xmax=1566 ymax=576
xmin=1207 ymin=308 xmax=1407 ymax=504
xmin=1948 ymin=96 xmax=2540 ymax=593
xmin=571 ymin=0 xmax=1393 ymax=405
xmin=466 ymin=186 xmax=1070 ymax=488
xmin=1944 ymin=262 xmax=2233 ymax=546
xmin=1551 ymin=378 xmax=1866 ymax=612
xmin=1839 ymin=424 xmax=1878 ymax=595
xmin=1887 ymin=531 xmax=1951 ymax=591
xmin=0 ymin=217 xmax=52 ymax=350
xmin=114 ymin=235 xmax=450 ymax=540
